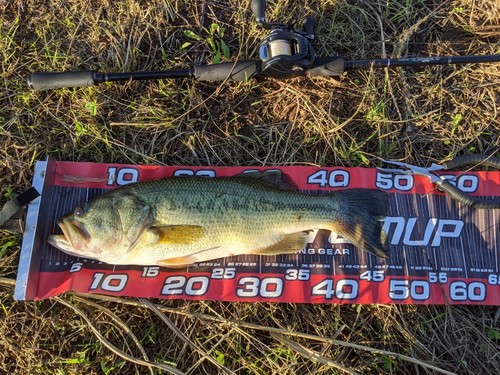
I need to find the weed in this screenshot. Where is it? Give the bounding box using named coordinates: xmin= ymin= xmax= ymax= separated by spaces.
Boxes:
xmin=0 ymin=0 xmax=499 ymax=374
xmin=183 ymin=23 xmax=231 ymax=63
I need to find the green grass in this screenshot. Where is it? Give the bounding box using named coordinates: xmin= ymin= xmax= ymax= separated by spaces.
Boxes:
xmin=1 ymin=0 xmax=499 ymax=374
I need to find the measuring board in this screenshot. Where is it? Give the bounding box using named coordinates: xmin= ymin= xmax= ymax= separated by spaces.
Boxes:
xmin=14 ymin=158 xmax=500 ymax=304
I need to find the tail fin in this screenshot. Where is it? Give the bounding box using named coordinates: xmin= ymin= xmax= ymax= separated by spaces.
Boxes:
xmin=329 ymin=189 xmax=389 ymax=258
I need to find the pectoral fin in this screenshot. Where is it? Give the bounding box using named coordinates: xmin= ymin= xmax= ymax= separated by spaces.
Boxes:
xmin=255 ymin=232 xmax=310 ymax=255
xmin=149 ymin=225 xmax=204 ymax=245
xmin=157 ymin=255 xmax=199 ymax=268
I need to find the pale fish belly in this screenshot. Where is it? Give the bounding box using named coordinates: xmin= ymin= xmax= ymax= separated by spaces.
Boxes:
xmin=117 ymin=187 xmax=335 ymax=266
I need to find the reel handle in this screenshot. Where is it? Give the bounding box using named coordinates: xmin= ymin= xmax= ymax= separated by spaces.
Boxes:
xmin=251 ymin=0 xmax=266 ymax=24
xmin=303 ymin=16 xmax=315 ymax=39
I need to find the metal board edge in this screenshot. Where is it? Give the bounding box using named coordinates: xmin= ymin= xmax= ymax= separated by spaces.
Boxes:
xmin=14 ymin=157 xmax=56 ymax=300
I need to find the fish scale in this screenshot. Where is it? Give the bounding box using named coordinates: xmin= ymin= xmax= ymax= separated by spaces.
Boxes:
xmin=48 ymin=175 xmax=389 ymax=266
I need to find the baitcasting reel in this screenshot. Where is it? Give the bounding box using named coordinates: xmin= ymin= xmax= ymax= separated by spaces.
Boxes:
xmin=252 ymin=0 xmax=316 ymax=78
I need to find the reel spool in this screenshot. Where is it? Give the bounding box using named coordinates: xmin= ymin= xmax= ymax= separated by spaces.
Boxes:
xmin=258 ymin=29 xmax=315 ymax=78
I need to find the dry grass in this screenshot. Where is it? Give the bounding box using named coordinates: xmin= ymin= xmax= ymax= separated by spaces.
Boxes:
xmin=1 ymin=0 xmax=499 ymax=373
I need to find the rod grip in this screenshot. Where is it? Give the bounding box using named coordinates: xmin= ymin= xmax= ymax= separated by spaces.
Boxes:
xmin=437 ymin=179 xmax=500 ymax=209
xmin=307 ymin=57 xmax=345 ymax=77
xmin=442 ymin=154 xmax=500 ymax=170
xmin=27 ymin=71 xmax=96 ymax=91
xmin=193 ymin=60 xmax=259 ymax=81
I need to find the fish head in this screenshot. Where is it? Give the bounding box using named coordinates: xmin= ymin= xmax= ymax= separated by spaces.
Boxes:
xmin=48 ymin=192 xmax=153 ymax=263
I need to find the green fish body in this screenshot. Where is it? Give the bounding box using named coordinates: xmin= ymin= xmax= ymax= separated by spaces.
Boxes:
xmin=49 ymin=174 xmax=388 ymax=267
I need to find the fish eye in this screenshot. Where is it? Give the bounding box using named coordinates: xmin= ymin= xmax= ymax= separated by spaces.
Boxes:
xmin=74 ymin=204 xmax=87 ymax=218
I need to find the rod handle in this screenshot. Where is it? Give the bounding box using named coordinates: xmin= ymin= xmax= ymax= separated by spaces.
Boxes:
xmin=27 ymin=71 xmax=96 ymax=91
xmin=194 ymin=60 xmax=259 ymax=81
xmin=442 ymin=154 xmax=500 ymax=170
xmin=437 ymin=179 xmax=500 ymax=209
xmin=307 ymin=57 xmax=345 ymax=77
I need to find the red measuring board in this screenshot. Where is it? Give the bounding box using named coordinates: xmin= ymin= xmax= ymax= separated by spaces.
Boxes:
xmin=14 ymin=158 xmax=500 ymax=304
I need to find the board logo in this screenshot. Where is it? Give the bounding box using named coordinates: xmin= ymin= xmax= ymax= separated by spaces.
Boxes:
xmin=319 ymin=217 xmax=464 ymax=249
xmin=383 ymin=217 xmax=464 ymax=247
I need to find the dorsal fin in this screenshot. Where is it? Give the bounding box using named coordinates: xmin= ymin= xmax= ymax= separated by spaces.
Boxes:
xmin=238 ymin=169 xmax=297 ymax=190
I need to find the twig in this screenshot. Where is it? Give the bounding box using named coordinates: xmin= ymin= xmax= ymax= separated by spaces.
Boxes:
xmin=271 ymin=332 xmax=360 ymax=375
xmin=72 ymin=295 xmax=155 ymax=375
xmin=78 ymin=293 xmax=456 ymax=375
xmin=54 ymin=296 xmax=185 ymax=375
xmin=0 ymin=279 xmax=456 ymax=375
xmin=138 ymin=298 xmax=235 ymax=375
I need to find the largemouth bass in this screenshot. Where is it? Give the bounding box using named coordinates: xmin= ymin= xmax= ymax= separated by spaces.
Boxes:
xmin=48 ymin=173 xmax=389 ymax=267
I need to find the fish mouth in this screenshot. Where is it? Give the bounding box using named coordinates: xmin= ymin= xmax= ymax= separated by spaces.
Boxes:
xmin=49 ymin=219 xmax=91 ymax=253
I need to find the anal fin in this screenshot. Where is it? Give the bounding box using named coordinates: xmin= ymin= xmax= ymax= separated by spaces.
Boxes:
xmin=254 ymin=232 xmax=310 ymax=255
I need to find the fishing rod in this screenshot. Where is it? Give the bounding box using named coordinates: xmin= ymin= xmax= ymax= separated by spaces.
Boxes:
xmin=27 ymin=0 xmax=500 ymax=91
